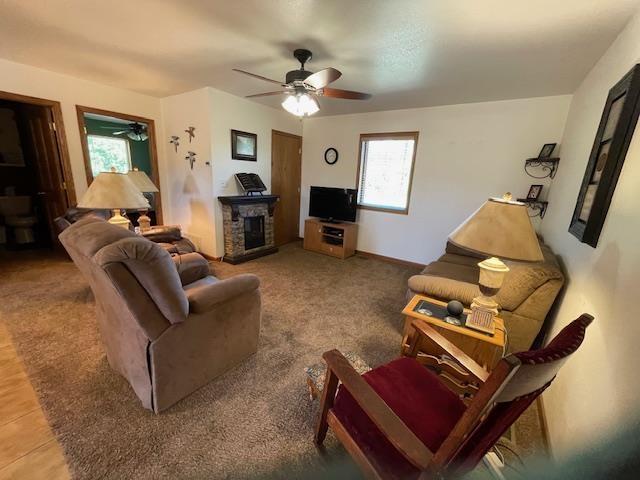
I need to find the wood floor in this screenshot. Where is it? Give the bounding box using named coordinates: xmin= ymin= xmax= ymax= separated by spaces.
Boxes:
xmin=0 ymin=321 xmax=69 ymax=479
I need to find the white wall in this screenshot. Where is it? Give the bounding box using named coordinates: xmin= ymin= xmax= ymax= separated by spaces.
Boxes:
xmin=160 ymin=87 xmax=302 ymax=257
xmin=209 ymin=89 xmax=302 ymax=257
xmin=540 ymin=10 xmax=640 ymax=456
xmin=300 ymin=96 xmax=572 ymax=264
xmin=0 ymin=58 xmax=165 ymax=202
xmin=160 ymin=88 xmax=216 ymax=256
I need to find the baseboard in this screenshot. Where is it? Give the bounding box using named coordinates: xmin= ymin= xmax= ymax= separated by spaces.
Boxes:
xmin=200 ymin=252 xmax=222 ymax=262
xmin=537 ymin=396 xmax=553 ymax=458
xmin=355 ymin=249 xmax=425 ymax=269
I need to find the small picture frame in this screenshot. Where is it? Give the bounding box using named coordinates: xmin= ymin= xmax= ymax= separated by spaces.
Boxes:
xmin=538 ymin=143 xmax=557 ymax=159
xmin=231 ymin=129 xmax=257 ymax=161
xmin=527 ymin=184 xmax=543 ymax=200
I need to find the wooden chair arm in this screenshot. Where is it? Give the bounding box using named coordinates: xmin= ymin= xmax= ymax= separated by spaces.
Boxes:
xmin=322 ymin=349 xmax=433 ymax=470
xmin=408 ymin=318 xmax=489 ymax=384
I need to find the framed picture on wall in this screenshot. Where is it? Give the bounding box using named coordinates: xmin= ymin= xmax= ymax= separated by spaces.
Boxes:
xmin=231 ymin=129 xmax=257 ymax=161
xmin=569 ymin=63 xmax=640 ymax=248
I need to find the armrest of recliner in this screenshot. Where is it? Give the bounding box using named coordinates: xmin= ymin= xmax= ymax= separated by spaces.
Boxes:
xmin=187 ymin=274 xmax=260 ymax=313
xmin=172 ymin=252 xmax=210 ymax=285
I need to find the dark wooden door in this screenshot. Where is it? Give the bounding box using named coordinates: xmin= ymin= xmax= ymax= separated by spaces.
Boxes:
xmin=271 ymin=130 xmax=302 ymax=246
xmin=22 ymin=105 xmax=69 ymax=244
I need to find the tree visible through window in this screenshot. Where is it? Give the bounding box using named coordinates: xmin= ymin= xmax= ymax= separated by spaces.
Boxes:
xmin=356 ymin=132 xmax=418 ymax=214
xmin=88 ymin=135 xmax=131 ymax=177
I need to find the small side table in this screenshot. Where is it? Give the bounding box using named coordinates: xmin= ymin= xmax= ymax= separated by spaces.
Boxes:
xmin=401 ymin=295 xmax=506 ymax=371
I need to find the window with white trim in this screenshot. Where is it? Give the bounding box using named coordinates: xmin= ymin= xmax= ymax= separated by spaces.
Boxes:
xmin=356 ymin=132 xmax=418 ymax=214
xmin=87 ymin=135 xmax=131 ymax=177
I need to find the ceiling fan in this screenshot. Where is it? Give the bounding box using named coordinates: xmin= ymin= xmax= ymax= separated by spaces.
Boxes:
xmin=233 ymin=49 xmax=371 ymax=117
xmin=100 ymin=122 xmax=148 ymax=141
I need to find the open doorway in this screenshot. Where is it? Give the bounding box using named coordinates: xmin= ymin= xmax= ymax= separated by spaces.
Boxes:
xmin=76 ymin=106 xmax=163 ymax=226
xmin=0 ymin=91 xmax=75 ymax=250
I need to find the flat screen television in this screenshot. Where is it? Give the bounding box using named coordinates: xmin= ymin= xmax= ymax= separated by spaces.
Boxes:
xmin=309 ymin=186 xmax=357 ymax=222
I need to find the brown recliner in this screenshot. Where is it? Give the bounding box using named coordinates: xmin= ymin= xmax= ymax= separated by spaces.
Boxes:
xmin=59 ymin=217 xmax=261 ymax=413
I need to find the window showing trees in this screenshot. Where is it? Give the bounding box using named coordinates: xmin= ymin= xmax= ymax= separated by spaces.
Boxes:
xmin=87 ymin=135 xmax=131 ymax=176
xmin=356 ymin=132 xmax=419 ymax=214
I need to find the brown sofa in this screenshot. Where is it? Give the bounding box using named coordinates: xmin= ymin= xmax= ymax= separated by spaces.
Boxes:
xmin=407 ymin=239 xmax=564 ymax=353
xmin=59 ymin=217 xmax=261 ymax=413
xmin=55 ymin=209 xmax=197 ymax=256
xmin=140 ymin=224 xmax=197 ymax=256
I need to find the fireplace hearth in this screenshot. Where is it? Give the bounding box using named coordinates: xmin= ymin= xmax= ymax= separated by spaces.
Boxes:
xmin=218 ymin=195 xmax=279 ymax=264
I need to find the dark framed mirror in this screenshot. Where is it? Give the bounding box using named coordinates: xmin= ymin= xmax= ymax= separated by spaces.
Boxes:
xmin=76 ymin=105 xmax=163 ymax=225
xmin=569 ymin=63 xmax=640 ymax=247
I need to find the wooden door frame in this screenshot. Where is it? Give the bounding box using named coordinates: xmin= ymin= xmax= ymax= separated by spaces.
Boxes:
xmin=76 ymin=105 xmax=163 ymax=224
xmin=271 ymin=129 xmax=303 ymax=245
xmin=0 ymin=90 xmax=77 ymax=206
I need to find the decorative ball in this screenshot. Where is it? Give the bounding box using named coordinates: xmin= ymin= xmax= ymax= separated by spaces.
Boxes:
xmin=447 ymin=300 xmax=464 ymax=317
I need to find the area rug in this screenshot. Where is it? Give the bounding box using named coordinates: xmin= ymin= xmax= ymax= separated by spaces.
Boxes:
xmin=0 ymin=243 xmax=546 ymax=478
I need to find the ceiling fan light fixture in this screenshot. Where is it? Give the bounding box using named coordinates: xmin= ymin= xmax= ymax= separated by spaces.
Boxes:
xmin=127 ymin=131 xmax=148 ymax=141
xmin=281 ymin=93 xmax=319 ymax=117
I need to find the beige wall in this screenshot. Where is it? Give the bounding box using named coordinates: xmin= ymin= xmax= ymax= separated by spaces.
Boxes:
xmin=300 ymin=96 xmax=572 ymax=264
xmin=540 ymin=11 xmax=640 ymax=456
xmin=160 ymin=87 xmax=302 ymax=257
xmin=0 ymin=58 xmax=165 ymax=203
xmin=160 ymin=88 xmax=216 ymax=255
xmin=209 ymin=88 xmax=302 ymax=257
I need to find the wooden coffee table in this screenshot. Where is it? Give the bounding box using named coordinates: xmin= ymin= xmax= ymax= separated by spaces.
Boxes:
xmin=401 ymin=294 xmax=506 ymax=370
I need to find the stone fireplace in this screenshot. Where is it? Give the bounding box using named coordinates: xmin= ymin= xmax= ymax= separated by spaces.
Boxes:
xmin=218 ymin=195 xmax=279 ymax=264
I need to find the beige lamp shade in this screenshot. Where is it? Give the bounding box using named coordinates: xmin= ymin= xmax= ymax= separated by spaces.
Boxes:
xmin=449 ymin=196 xmax=543 ymax=262
xmin=127 ymin=169 xmax=159 ymax=193
xmin=78 ymin=172 xmax=150 ymax=210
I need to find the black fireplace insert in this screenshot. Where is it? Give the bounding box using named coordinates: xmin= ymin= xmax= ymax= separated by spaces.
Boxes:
xmin=244 ymin=216 xmax=265 ymax=250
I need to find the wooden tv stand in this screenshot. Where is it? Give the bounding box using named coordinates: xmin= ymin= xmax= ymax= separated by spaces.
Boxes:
xmin=303 ymin=218 xmax=358 ymax=259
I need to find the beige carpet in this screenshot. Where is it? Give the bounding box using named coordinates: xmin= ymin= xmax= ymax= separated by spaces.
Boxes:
xmin=0 ymin=243 xmax=546 ymax=479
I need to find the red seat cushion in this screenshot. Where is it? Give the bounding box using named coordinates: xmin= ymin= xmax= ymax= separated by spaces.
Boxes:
xmin=332 ymin=357 xmax=466 ymax=480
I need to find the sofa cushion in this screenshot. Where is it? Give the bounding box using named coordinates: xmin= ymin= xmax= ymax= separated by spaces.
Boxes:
xmin=332 ymin=357 xmax=466 ymax=480
xmin=173 ymin=253 xmax=211 ymax=286
xmin=94 ymin=236 xmax=189 ymax=324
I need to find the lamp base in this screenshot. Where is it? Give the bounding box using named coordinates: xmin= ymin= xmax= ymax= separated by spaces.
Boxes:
xmin=108 ymin=209 xmax=131 ymax=229
xmin=137 ymin=211 xmax=152 ymax=232
xmin=471 ymin=294 xmax=500 ymax=316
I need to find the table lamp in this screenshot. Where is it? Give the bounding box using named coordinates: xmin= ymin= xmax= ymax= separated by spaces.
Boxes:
xmin=448 ymin=193 xmax=543 ymax=334
xmin=127 ymin=169 xmax=159 ymax=231
xmin=78 ymin=171 xmax=150 ymax=229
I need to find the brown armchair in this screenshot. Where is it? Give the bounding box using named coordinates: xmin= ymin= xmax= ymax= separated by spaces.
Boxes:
xmin=315 ymin=314 xmax=593 ymax=479
xmin=59 ymin=217 xmax=261 ymax=413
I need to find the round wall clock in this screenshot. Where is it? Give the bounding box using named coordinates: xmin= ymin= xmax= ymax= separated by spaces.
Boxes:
xmin=324 ymin=147 xmax=339 ymax=165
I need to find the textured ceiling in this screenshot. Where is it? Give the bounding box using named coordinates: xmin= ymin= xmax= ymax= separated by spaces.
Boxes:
xmin=0 ymin=0 xmax=638 ymax=116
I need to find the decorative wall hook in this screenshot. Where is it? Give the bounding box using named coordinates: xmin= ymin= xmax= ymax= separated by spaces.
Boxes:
xmin=185 ymin=151 xmax=196 ymax=170
xmin=170 ymin=136 xmax=180 ymax=153
xmin=185 ymin=127 xmax=195 ymax=143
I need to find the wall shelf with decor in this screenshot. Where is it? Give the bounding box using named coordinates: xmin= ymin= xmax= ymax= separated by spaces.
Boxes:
xmin=517 ymin=198 xmax=549 ymax=218
xmin=524 ymin=157 xmax=560 ymax=179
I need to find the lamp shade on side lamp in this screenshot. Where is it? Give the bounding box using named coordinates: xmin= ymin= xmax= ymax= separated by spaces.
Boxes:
xmin=448 ymin=193 xmax=543 ymax=334
xmin=127 ymin=169 xmax=159 ymax=193
xmin=78 ymin=172 xmax=150 ymax=229
xmin=127 ymin=169 xmax=159 ymax=231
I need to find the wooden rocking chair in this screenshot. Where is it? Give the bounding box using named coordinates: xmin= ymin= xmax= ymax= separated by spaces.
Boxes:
xmin=314 ymin=314 xmax=593 ymax=479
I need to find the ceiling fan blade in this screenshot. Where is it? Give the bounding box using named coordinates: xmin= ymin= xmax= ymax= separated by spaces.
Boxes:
xmin=112 ymin=130 xmax=128 ymax=135
xmin=304 ymin=67 xmax=342 ymax=89
xmin=245 ymin=91 xmax=285 ymax=98
xmin=233 ymin=69 xmax=284 ymax=86
xmin=320 ymin=87 xmax=371 ymax=100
